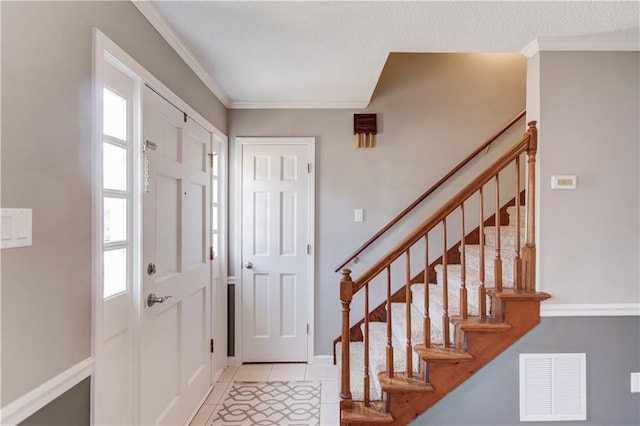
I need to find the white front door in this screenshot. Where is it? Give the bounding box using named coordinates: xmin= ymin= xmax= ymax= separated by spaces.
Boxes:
xmin=140 ymin=87 xmax=211 ymax=425
xmin=239 ymin=138 xmax=315 ymax=363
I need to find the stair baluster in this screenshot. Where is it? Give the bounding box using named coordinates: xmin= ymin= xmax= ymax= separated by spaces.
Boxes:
xmin=423 ymin=235 xmax=430 ymax=348
xmin=494 ymin=174 xmax=503 ymax=292
xmin=405 ymin=250 xmax=413 ymax=374
xmin=513 ymin=156 xmax=523 ymax=290
xmin=478 ymin=187 xmax=487 ymax=318
xmin=441 ymin=218 xmax=450 ymax=346
xmin=523 ymin=121 xmax=538 ymax=291
xmin=459 ymin=204 xmax=468 ymax=319
xmin=364 ymin=282 xmax=370 ymax=406
xmin=386 ymin=266 xmax=394 ymax=378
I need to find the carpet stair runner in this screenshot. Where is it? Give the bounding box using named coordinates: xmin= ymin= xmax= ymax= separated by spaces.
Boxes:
xmin=337 ymin=206 xmax=550 ymax=424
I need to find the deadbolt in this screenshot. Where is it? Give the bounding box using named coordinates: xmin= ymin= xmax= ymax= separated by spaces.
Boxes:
xmin=147 ymin=262 xmax=157 ymax=275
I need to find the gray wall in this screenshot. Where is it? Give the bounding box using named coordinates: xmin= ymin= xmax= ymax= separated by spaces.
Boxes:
xmin=535 ymin=52 xmax=639 ymax=305
xmin=1 ymin=0 xmax=227 ymax=407
xmin=229 ymin=53 xmax=528 ymax=355
xmin=417 ymin=50 xmax=640 ymax=426
xmin=417 ymin=316 xmax=640 ymax=426
xmin=19 ymin=379 xmax=90 ymax=426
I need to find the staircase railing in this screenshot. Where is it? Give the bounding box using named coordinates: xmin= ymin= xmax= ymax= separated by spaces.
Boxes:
xmin=334 ymin=110 xmax=526 ymax=273
xmin=339 ymin=121 xmax=538 ymax=410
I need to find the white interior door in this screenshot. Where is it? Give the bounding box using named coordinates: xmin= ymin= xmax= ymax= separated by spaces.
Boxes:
xmin=240 ymin=139 xmax=315 ymax=363
xmin=140 ymin=86 xmax=211 ymax=425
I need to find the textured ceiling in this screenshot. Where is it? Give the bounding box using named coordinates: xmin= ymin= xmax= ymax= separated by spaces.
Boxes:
xmin=150 ymin=1 xmax=640 ymax=108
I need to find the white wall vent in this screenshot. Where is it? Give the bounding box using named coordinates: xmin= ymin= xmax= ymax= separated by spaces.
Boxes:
xmin=519 ymin=353 xmax=586 ymax=422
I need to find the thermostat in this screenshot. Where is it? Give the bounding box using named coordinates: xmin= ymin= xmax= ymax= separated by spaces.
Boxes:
xmin=551 ymin=175 xmax=577 ymax=190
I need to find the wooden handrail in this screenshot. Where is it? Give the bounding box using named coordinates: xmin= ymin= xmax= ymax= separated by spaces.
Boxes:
xmin=334 ymin=109 xmax=526 ymax=272
xmin=352 ymin=127 xmax=534 ymax=294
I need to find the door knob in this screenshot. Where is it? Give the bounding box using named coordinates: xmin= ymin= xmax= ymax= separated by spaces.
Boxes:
xmin=147 ymin=293 xmax=172 ymax=307
xmin=147 ymin=262 xmax=157 ymax=275
xmin=245 ymin=262 xmax=254 ymax=269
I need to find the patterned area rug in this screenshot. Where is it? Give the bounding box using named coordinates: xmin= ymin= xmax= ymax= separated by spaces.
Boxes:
xmin=211 ymin=381 xmax=321 ymax=426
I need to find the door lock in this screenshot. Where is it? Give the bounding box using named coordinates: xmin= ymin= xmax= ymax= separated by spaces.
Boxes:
xmin=147 ymin=262 xmax=157 ymax=275
xmin=244 ymin=262 xmax=254 ymax=269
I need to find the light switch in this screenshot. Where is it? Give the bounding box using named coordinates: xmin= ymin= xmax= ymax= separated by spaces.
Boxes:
xmin=1 ymin=208 xmax=32 ymax=249
xmin=354 ymin=209 xmax=364 ymax=223
xmin=1 ymin=216 xmax=12 ymax=241
xmin=631 ymin=372 xmax=640 ymax=393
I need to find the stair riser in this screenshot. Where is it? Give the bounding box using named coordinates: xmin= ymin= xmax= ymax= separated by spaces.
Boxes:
xmin=458 ymin=251 xmax=517 ymax=284
xmin=506 ymin=206 xmax=526 ymax=227
xmin=484 ymin=227 xmax=525 ymax=249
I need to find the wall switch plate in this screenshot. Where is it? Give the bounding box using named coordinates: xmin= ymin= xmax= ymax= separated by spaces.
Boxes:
xmin=1 ymin=208 xmax=32 ymax=249
xmin=354 ymin=209 xmax=364 ymax=223
xmin=631 ymin=372 xmax=640 ymax=393
xmin=551 ymin=175 xmax=577 ymax=190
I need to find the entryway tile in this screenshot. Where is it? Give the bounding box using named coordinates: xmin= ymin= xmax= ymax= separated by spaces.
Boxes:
xmin=218 ymin=365 xmax=238 ymax=382
xmin=204 ymin=381 xmax=230 ymax=405
xmin=320 ymin=403 xmax=340 ymax=426
xmin=268 ymin=363 xmax=306 ymax=381
xmin=234 ymin=363 xmax=273 ymax=381
xmin=190 ymin=402 xmax=217 ymax=426
xmin=320 ymin=380 xmax=339 ymax=404
xmin=305 ymin=363 xmax=338 ymax=382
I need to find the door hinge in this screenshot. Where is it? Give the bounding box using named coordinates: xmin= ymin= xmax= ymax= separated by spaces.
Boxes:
xmin=307 ymin=163 xmax=311 ymax=173
xmin=210 ymin=339 xmax=214 ymax=353
xmin=210 ymin=246 xmax=214 ymax=260
xmin=306 ymin=244 xmax=311 ymax=255
xmin=306 ymin=324 xmax=309 ymax=334
xmin=183 ymin=112 xmax=188 ymax=123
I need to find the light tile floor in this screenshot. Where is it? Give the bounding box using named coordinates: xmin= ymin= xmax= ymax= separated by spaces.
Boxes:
xmin=189 ymin=363 xmax=340 ymax=426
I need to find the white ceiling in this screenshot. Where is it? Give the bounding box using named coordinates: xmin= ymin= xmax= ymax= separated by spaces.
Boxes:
xmin=145 ymin=1 xmax=640 ymax=109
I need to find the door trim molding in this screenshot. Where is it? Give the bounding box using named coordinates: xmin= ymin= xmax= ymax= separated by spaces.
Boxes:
xmin=234 ymin=137 xmax=316 ymax=364
xmin=1 ymin=357 xmax=94 ymax=426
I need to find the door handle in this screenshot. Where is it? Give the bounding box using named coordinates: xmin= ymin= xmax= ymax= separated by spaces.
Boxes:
xmin=147 ymin=293 xmax=172 ymax=307
xmin=244 ymin=262 xmax=254 ymax=269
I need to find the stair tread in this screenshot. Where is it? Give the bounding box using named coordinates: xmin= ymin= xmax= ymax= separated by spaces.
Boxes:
xmin=341 ymin=402 xmax=393 ymax=424
xmin=378 ymin=372 xmax=434 ymax=393
xmin=451 ymin=315 xmax=512 ymax=332
xmin=415 ymin=344 xmax=474 ymax=362
xmin=488 ymin=288 xmax=551 ymax=301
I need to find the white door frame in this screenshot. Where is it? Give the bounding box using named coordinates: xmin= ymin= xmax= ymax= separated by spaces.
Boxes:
xmin=234 ymin=137 xmax=316 ymax=364
xmin=92 ymin=29 xmax=228 ymax=424
xmin=211 ymin=132 xmax=229 ymax=383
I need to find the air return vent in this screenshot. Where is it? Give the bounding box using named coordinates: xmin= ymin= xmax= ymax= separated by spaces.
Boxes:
xmin=519 ymin=353 xmax=586 ymax=422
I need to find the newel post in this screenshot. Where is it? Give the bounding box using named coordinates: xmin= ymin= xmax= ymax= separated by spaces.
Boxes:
xmin=339 ymin=269 xmax=353 ymax=406
xmin=523 ymin=121 xmax=538 ymax=291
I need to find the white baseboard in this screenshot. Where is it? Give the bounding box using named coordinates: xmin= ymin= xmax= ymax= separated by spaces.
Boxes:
xmin=1 ymin=357 xmax=94 ymax=426
xmin=313 ymin=355 xmax=333 ymax=365
xmin=541 ymin=303 xmax=640 ymax=317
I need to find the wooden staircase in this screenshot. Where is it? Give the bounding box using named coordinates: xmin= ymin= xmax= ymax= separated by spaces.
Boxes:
xmin=334 ymin=116 xmax=549 ymax=425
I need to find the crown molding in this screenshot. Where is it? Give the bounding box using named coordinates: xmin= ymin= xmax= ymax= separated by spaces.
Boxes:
xmin=230 ymin=100 xmax=370 ymax=110
xmin=132 ymin=1 xmax=231 ymax=108
xmin=522 ymin=37 xmax=640 ymax=57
